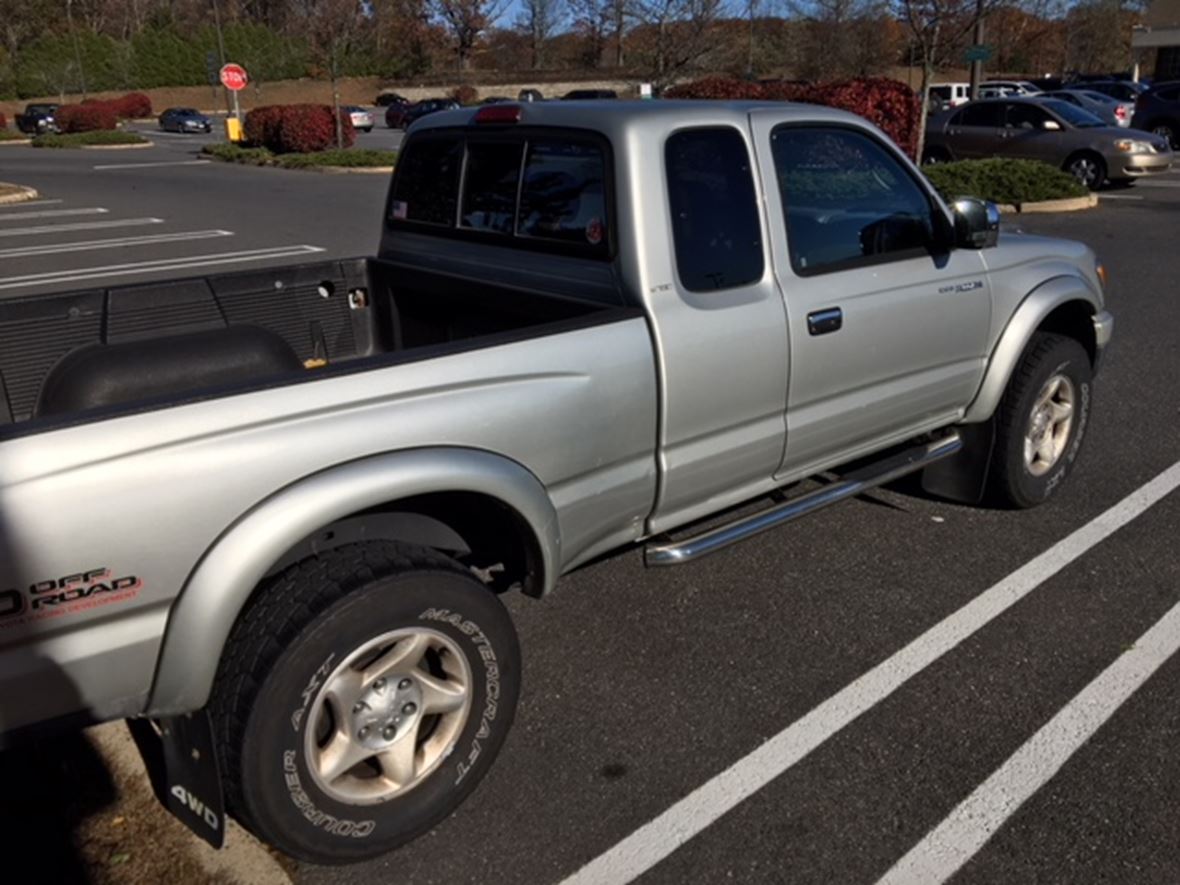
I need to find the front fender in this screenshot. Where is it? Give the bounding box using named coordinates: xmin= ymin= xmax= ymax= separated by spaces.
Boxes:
xmin=147 ymin=447 xmax=559 ymax=715
xmin=963 ymin=274 xmax=1102 ymax=424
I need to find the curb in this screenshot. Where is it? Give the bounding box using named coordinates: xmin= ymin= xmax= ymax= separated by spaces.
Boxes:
xmin=81 ymin=140 xmax=155 ymax=150
xmin=87 ymin=722 xmax=293 ymax=885
xmin=0 ymin=182 xmax=39 ymax=204
xmin=310 ymin=165 xmax=394 ymax=174
xmin=997 ymin=193 xmax=1098 ymax=214
xmin=0 ymin=138 xmax=33 ymax=146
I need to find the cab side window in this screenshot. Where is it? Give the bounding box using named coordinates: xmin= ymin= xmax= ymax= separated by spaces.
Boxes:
xmin=1005 ymin=103 xmax=1051 ymax=129
xmin=771 ymin=126 xmax=939 ymax=276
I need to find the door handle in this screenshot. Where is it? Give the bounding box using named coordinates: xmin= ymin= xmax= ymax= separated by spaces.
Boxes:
xmin=807 ymin=307 xmax=843 ymax=336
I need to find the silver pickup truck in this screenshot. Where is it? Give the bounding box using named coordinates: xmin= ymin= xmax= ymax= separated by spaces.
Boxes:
xmin=0 ymin=101 xmax=1112 ymax=863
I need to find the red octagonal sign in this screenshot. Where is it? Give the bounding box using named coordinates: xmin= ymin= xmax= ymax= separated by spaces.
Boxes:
xmin=219 ymin=63 xmax=248 ymax=92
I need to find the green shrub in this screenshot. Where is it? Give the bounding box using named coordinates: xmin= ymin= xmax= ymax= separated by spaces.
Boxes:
xmin=31 ymin=130 xmax=148 ymax=147
xmin=0 ymin=129 xmax=28 ymax=141
xmin=275 ymin=148 xmax=396 ymax=168
xmin=922 ymin=159 xmax=1087 ymax=205
xmin=202 ymin=142 xmax=275 ymax=164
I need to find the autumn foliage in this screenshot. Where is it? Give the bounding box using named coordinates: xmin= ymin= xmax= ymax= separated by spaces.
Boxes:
xmin=55 ymin=102 xmax=119 ymax=132
xmin=244 ymin=104 xmax=356 ymax=153
xmin=0 ymin=113 xmax=7 ymax=129
xmin=664 ymin=77 xmax=922 ymax=159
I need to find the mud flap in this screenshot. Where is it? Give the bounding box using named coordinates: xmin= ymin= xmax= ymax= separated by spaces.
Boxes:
xmin=127 ymin=711 xmax=226 ymax=849
xmin=920 ymin=419 xmax=996 ymax=505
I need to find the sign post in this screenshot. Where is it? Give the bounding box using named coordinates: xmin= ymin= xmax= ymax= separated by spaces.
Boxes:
xmin=219 ymin=63 xmax=248 ymax=142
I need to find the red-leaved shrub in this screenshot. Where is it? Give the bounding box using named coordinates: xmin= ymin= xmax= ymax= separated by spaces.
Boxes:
xmin=451 ymin=84 xmax=479 ymax=105
xmin=0 ymin=112 xmax=7 ymax=130
xmin=244 ymin=104 xmax=355 ymax=153
xmin=113 ymin=92 xmax=153 ymax=119
xmin=55 ymin=103 xmax=118 ymax=133
xmin=664 ymin=77 xmax=921 ymax=159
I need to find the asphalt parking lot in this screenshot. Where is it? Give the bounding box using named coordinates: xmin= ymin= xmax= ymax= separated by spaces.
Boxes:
xmin=1 ymin=145 xmax=1178 ymax=884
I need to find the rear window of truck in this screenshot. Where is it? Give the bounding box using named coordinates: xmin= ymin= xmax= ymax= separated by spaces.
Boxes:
xmin=389 ymin=131 xmax=611 ymax=257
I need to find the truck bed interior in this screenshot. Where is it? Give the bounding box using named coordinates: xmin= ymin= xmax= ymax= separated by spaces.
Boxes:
xmin=0 ymin=257 xmax=627 ymax=434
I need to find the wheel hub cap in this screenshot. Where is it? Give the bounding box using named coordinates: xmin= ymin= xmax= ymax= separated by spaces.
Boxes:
xmin=351 ymin=676 xmax=423 ymax=751
xmin=1023 ymin=373 xmax=1076 ymax=477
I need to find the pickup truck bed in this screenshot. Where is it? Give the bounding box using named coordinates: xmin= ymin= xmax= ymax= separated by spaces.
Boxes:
xmin=0 ymin=258 xmax=627 ymax=431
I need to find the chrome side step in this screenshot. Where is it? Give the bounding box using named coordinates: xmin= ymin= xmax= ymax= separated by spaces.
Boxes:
xmin=644 ymin=431 xmax=962 ymax=567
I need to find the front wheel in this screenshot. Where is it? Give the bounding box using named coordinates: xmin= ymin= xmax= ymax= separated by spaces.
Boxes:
xmin=210 ymin=542 xmax=521 ymax=864
xmin=988 ymin=333 xmax=1092 ymax=508
xmin=1065 ymin=153 xmax=1106 ymax=190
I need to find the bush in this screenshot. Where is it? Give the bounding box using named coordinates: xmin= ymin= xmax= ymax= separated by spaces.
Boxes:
xmin=0 ymin=112 xmax=6 ymax=129
xmin=202 ymin=142 xmax=276 ymax=164
xmin=275 ymin=148 xmax=397 ymax=168
xmin=113 ymin=92 xmax=153 ymax=118
xmin=55 ymin=102 xmax=119 ymax=133
xmin=922 ymin=159 xmax=1088 ymax=205
xmin=31 ymin=130 xmax=148 ymax=148
xmin=243 ymin=104 xmax=355 ymax=153
xmin=450 ymin=84 xmax=479 ymax=105
xmin=665 ymin=76 xmax=921 ymax=159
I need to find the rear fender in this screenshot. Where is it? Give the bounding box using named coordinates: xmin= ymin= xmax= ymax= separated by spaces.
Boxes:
xmin=147 ymin=447 xmax=558 ymax=715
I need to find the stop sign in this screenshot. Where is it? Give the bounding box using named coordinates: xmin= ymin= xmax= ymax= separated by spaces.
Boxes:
xmin=219 ymin=63 xmax=248 ymax=92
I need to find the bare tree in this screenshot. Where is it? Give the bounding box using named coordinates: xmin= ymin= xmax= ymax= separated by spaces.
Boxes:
xmin=433 ymin=0 xmax=509 ymax=69
xmin=611 ymin=0 xmax=627 ymax=66
xmin=290 ymin=0 xmax=368 ymax=148
xmin=569 ymin=0 xmax=611 ymax=67
xmin=631 ymin=0 xmax=727 ymax=86
xmin=518 ymin=0 xmax=565 ymax=68
xmin=897 ymin=0 xmax=999 ymax=160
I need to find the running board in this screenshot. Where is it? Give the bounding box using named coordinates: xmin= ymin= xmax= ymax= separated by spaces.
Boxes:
xmin=644 ymin=431 xmax=962 ymax=567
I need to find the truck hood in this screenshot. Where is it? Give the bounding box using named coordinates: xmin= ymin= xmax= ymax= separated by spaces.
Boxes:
xmin=987 ymin=228 xmax=1104 ymax=302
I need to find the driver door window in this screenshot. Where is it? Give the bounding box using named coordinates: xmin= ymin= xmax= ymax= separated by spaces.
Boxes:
xmin=1005 ymin=103 xmax=1051 ymax=130
xmin=771 ymin=127 xmax=938 ymax=276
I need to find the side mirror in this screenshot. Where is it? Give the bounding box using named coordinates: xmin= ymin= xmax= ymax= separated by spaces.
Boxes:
xmin=951 ymin=196 xmax=1000 ymax=249
xmin=1043 ymin=119 xmax=1062 ymax=131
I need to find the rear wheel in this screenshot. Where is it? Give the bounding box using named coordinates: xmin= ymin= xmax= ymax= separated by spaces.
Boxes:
xmin=988 ymin=333 xmax=1092 ymax=508
xmin=209 ymin=542 xmax=521 ymax=864
xmin=1065 ymin=152 xmax=1106 ymax=190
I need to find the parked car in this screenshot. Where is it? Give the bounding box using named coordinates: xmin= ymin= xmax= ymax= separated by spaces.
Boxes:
xmin=343 ymin=105 xmax=373 ymax=133
xmin=930 ymin=83 xmax=971 ymax=108
xmin=1083 ymin=80 xmax=1149 ymax=102
xmin=374 ymin=91 xmax=409 ymax=107
xmin=481 ymin=96 xmax=514 ymax=104
xmin=1039 ymin=89 xmax=1134 ymax=127
xmin=0 ymin=98 xmax=1113 ymax=866
xmin=924 ymin=97 xmax=1173 ymax=188
xmin=14 ymin=103 xmax=58 ymax=135
xmin=401 ymin=97 xmax=460 ymax=127
xmin=984 ymin=79 xmax=1044 ymax=95
xmin=561 ymin=89 xmax=618 ymax=100
xmin=1130 ymin=81 xmax=1180 ymax=148
xmin=518 ymin=88 xmax=544 ymax=102
xmin=158 ymin=107 xmax=212 ymax=134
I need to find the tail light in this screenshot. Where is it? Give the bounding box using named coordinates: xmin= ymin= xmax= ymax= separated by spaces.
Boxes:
xmin=1116 ymin=105 xmax=1128 ymax=120
xmin=474 ymin=105 xmax=522 ymax=125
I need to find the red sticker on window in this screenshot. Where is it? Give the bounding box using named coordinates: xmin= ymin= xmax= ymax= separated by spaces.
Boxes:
xmin=586 ymin=217 xmax=604 ymax=245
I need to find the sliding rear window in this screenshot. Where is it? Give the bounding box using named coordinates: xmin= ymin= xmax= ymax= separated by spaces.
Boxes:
xmin=389 ymin=130 xmax=611 ymax=257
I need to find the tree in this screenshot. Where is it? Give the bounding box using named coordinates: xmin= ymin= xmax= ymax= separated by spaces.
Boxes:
xmin=631 ymin=0 xmax=727 ymax=87
xmin=432 ymin=0 xmax=509 ymax=69
xmin=290 ymin=0 xmax=367 ymax=148
xmin=569 ymin=0 xmax=611 ymax=67
xmin=517 ymin=0 xmax=565 ymax=68
xmin=897 ymin=0 xmax=999 ymax=160
xmin=796 ymin=0 xmax=898 ymax=80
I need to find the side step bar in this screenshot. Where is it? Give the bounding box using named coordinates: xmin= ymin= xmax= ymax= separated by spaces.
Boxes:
xmin=644 ymin=431 xmax=962 ymax=567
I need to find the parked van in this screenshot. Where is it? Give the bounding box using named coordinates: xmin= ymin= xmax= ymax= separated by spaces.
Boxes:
xmin=930 ymin=82 xmax=971 ymax=107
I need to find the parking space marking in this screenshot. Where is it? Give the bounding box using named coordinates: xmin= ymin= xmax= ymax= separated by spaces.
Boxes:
xmin=92 ymin=159 xmax=212 ymax=171
xmin=0 ymin=244 xmax=325 ymax=290
xmin=0 ymin=207 xmax=108 ymax=221
xmin=0 ymin=230 xmax=234 ymax=259
xmin=878 ymin=596 xmax=1180 ymax=885
xmin=1098 ymin=194 xmax=1144 ymax=200
xmin=560 ymin=460 xmax=1180 ymax=885
xmin=1134 ymin=179 xmax=1180 ymax=188
xmin=0 ymin=218 xmax=163 ymax=239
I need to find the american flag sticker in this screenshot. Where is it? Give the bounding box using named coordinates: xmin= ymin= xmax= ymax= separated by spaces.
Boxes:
xmin=392 ymin=200 xmax=408 ymax=220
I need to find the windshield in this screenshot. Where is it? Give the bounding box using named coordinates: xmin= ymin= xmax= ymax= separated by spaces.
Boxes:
xmin=1041 ymin=99 xmax=1105 ymax=128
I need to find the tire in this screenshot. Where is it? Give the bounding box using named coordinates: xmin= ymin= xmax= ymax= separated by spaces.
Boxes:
xmin=363 ymin=126 xmax=373 ymax=133
xmin=209 ymin=541 xmax=521 ymax=864
xmin=922 ymin=146 xmax=951 ymax=165
xmin=1150 ymin=120 xmax=1177 ymax=149
xmin=1064 ymin=152 xmax=1106 ymax=190
xmin=988 ymin=333 xmax=1092 ymax=508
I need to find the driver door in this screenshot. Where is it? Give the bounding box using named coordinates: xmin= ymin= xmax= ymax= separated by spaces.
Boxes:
xmin=749 ymin=115 xmax=994 ymax=476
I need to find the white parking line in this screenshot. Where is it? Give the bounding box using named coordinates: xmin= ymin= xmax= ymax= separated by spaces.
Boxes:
xmin=0 ymin=207 xmax=108 ymax=221
xmin=878 ymin=596 xmax=1180 ymax=884
xmin=0 ymin=245 xmax=325 ymax=290
xmin=1134 ymin=179 xmax=1180 ymax=188
xmin=1098 ymin=194 xmax=1144 ymax=200
xmin=0 ymin=198 xmax=64 ymax=209
xmin=0 ymin=218 xmax=164 ymax=238
xmin=0 ymin=230 xmax=234 ymax=259
xmin=92 ymin=160 xmax=212 ymax=171
xmin=560 ymin=460 xmax=1180 ymax=885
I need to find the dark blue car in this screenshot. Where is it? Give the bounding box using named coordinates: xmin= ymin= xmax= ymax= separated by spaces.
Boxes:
xmin=158 ymin=107 xmax=213 ymax=134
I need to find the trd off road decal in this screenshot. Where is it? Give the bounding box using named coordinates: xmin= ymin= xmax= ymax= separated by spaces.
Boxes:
xmin=0 ymin=567 xmax=142 ymax=627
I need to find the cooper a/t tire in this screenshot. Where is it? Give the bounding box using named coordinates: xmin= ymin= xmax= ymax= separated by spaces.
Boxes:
xmin=210 ymin=542 xmax=520 ymax=864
